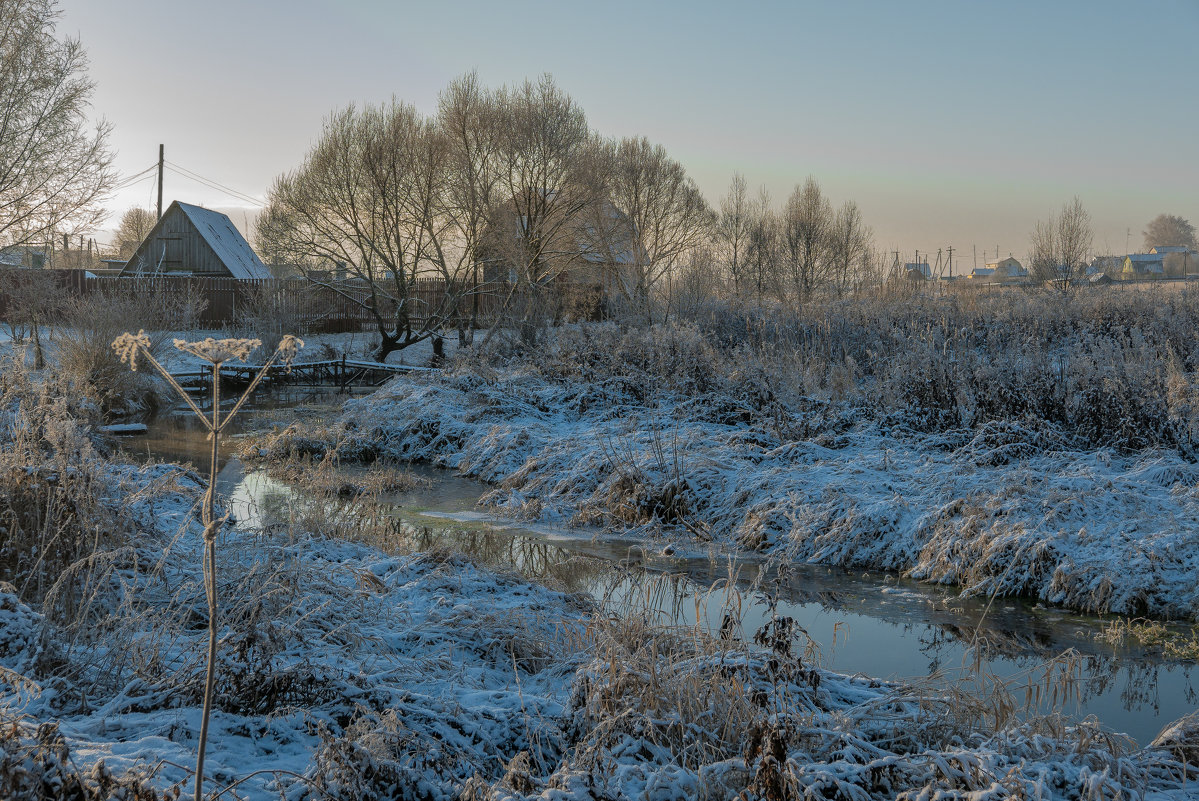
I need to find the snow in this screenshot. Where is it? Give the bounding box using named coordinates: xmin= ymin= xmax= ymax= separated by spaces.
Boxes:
xmin=272 ymin=355 xmax=1199 ymax=619
xmin=5 ymin=321 xmax=1199 ymax=797
xmin=173 ymin=203 xmax=271 ymax=280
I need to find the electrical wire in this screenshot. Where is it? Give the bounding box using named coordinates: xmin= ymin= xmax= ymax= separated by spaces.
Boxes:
xmin=164 ymin=160 xmax=264 ymax=207
xmin=111 ymin=164 xmax=158 ymax=191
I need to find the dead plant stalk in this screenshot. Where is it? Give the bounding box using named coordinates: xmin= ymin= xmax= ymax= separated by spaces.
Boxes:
xmin=112 ymin=331 xmax=303 ymax=801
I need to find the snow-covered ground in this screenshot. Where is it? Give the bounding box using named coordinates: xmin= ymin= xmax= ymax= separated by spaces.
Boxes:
xmin=3 ymin=456 xmax=1197 ymax=800
xmin=6 ymin=312 xmax=1199 ymax=797
xmin=256 ymin=336 xmax=1199 ymax=620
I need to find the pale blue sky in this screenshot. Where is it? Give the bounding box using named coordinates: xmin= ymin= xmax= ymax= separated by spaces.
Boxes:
xmin=61 ymin=0 xmax=1197 ymax=263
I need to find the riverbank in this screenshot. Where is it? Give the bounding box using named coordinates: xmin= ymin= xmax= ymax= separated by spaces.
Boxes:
xmin=4 ymin=460 xmax=1197 ymax=800
xmin=253 ymin=321 xmax=1199 ymax=620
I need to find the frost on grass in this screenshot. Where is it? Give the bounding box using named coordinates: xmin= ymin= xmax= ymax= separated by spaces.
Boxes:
xmin=258 ymin=319 xmax=1199 ymax=618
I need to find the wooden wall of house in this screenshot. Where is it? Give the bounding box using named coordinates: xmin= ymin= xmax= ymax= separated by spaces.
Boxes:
xmin=126 ymin=207 xmax=222 ymax=275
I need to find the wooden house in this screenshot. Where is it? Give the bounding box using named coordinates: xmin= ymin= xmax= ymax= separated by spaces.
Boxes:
xmin=984 ymin=256 xmax=1027 ymax=281
xmin=119 ymin=201 xmax=270 ymax=279
xmin=1121 ymin=253 xmax=1165 ymax=279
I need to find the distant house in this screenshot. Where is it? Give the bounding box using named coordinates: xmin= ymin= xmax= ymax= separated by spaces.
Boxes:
xmin=1090 ymin=255 xmax=1123 ymax=276
xmin=478 ymin=193 xmax=638 ymax=293
xmin=1121 ymin=253 xmax=1165 ymax=279
xmin=119 ymin=201 xmax=270 ymax=279
xmin=0 ymin=246 xmax=47 ymax=269
xmin=968 ymin=266 xmax=995 ymax=280
xmin=984 ymin=256 xmax=1027 ymax=281
xmin=1149 ymin=246 xmax=1195 ymax=277
xmin=903 ymin=262 xmax=931 ymax=281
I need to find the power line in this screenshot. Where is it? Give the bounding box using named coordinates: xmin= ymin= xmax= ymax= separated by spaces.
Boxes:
xmin=112 ymin=164 xmax=159 ymax=191
xmin=164 ymin=160 xmax=263 ymax=207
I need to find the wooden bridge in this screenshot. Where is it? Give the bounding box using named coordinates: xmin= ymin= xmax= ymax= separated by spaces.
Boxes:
xmin=170 ymin=357 xmax=436 ymax=391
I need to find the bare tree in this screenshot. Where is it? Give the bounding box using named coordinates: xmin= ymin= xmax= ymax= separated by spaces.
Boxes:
xmin=0 ymin=0 xmax=113 ymax=249
xmin=595 ymin=135 xmax=714 ymax=320
xmin=716 ymin=172 xmax=752 ymax=296
xmin=113 ymin=206 xmax=155 ymax=257
xmin=780 ymin=177 xmax=832 ymax=302
xmin=481 ymin=75 xmax=602 ymax=346
xmin=1143 ymin=213 xmax=1195 ymax=251
xmin=437 ymin=71 xmax=505 ymax=344
xmin=1029 ymin=197 xmax=1092 ymax=288
xmin=258 ymin=101 xmax=466 ymax=361
xmin=744 ymin=186 xmax=778 ymax=304
xmin=826 ymin=200 xmax=872 ymax=297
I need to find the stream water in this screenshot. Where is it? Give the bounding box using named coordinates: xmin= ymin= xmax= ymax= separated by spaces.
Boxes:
xmin=119 ymin=386 xmax=1198 ymax=746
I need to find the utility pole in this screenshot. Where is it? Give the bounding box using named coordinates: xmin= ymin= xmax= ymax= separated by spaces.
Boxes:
xmin=157 ymin=144 xmax=164 ymax=221
xmin=947 ymin=246 xmax=954 ymax=279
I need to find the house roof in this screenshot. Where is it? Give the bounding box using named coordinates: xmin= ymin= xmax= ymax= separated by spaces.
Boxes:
xmin=904 ymin=262 xmax=931 ymax=277
xmin=174 ymin=202 xmax=270 ymax=279
xmin=1127 ymin=253 xmax=1164 ymax=263
xmin=1150 ymin=245 xmax=1191 ymax=254
xmin=970 ymin=267 xmax=995 ymax=277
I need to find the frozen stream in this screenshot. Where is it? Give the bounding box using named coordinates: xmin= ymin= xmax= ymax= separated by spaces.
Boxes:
xmin=120 ymin=389 xmax=1198 ymax=746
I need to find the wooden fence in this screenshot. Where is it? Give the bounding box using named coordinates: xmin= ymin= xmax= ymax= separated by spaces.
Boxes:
xmin=0 ymin=271 xmax=516 ymax=332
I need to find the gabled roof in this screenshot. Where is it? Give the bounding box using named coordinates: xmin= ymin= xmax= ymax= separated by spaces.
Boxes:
xmin=174 ymin=202 xmax=270 ymax=279
xmin=1124 ymin=253 xmax=1164 ymax=273
xmin=121 ymin=201 xmax=270 ymax=279
xmin=1150 ymin=245 xmax=1192 ymax=254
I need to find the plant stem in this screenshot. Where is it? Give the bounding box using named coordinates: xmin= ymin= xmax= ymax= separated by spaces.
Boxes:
xmin=194 ymin=365 xmax=221 ymax=801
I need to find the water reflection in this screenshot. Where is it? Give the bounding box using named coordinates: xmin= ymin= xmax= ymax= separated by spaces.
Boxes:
xmin=124 ymin=398 xmax=1198 ymax=746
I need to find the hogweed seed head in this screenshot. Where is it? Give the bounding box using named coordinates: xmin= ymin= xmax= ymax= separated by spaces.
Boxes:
xmin=112 ymin=330 xmax=152 ymax=371
xmin=277 ymin=335 xmax=305 ymax=366
xmin=174 ymin=337 xmax=261 ymax=366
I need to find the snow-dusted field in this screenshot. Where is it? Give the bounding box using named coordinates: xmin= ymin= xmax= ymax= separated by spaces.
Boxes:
xmin=267 ymin=337 xmax=1199 ymax=620
xmin=4 ymin=452 xmax=1198 ymax=800
xmin=6 ymin=298 xmax=1199 ymax=797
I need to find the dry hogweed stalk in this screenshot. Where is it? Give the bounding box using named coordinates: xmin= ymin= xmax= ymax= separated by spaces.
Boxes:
xmin=113 ymin=331 xmax=303 ymax=801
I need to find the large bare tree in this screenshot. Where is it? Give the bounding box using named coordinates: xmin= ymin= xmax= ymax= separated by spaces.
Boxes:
xmin=826 ymin=200 xmax=872 ymax=297
xmin=744 ymin=186 xmax=779 ymax=304
xmin=1029 ymin=196 xmax=1092 ymax=288
xmin=716 ymin=172 xmax=752 ymax=296
xmin=258 ymin=101 xmax=466 ymax=361
xmin=594 ymin=135 xmax=713 ymax=319
xmin=0 ymin=0 xmax=113 ymax=250
xmin=481 ymin=75 xmax=603 ymax=346
xmin=437 ymin=71 xmax=505 ymax=344
xmin=780 ymin=177 xmax=832 ymax=302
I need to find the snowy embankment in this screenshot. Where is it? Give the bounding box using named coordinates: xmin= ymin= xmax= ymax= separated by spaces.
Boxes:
xmin=3 ymin=374 xmax=1198 ymax=797
xmin=263 ymin=359 xmax=1199 ymax=620
xmin=4 ymin=477 xmax=1198 ymax=800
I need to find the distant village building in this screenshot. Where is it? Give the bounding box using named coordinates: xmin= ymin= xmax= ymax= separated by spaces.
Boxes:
xmin=1090 ymin=255 xmax=1123 ymax=275
xmin=1148 ymin=246 xmax=1195 ymax=277
xmin=903 ymin=262 xmax=931 ymax=281
xmin=984 ymin=256 xmax=1027 ymax=281
xmin=119 ymin=201 xmax=270 ymax=279
xmin=1121 ymin=253 xmax=1165 ymax=279
xmin=478 ymin=194 xmax=638 ymax=293
xmin=0 ymin=246 xmax=47 ymax=269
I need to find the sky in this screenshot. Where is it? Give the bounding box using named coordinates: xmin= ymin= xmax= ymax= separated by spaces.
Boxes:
xmin=59 ymin=0 xmax=1198 ymax=268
